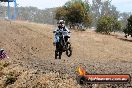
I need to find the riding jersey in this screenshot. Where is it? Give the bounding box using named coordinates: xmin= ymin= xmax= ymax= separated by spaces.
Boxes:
xmin=53 ymin=27 xmax=70 ymax=43
xmin=54 ymin=27 xmax=70 ymax=37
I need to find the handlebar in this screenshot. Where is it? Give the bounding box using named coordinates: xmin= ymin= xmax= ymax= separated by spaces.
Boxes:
xmin=53 ymin=30 xmax=71 ymax=34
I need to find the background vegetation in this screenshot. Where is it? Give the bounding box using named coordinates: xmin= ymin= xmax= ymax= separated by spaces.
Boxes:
xmin=0 ymin=0 xmax=131 ymax=33
xmin=123 ymin=15 xmax=132 ymax=37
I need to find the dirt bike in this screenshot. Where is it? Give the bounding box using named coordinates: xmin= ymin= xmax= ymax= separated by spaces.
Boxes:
xmin=55 ymin=31 xmax=72 ymax=59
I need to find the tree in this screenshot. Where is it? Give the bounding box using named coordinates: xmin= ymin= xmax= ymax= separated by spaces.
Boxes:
xmin=55 ymin=0 xmax=91 ymax=29
xmin=119 ymin=12 xmax=131 ymax=30
xmin=0 ymin=2 xmax=7 ymax=18
xmin=96 ymin=16 xmax=121 ymax=34
xmin=90 ymin=0 xmax=119 ymax=27
xmin=123 ymin=15 xmax=132 ymax=37
xmin=55 ymin=7 xmax=67 ymax=20
xmin=83 ymin=13 xmax=92 ymax=27
xmin=66 ymin=2 xmax=85 ymax=24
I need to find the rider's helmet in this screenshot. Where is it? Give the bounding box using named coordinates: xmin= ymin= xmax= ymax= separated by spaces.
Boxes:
xmin=57 ymin=20 xmax=65 ymax=29
xmin=0 ymin=49 xmax=4 ymax=55
xmin=0 ymin=49 xmax=4 ymax=52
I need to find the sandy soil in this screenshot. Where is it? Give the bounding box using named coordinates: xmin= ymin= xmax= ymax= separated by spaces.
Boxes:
xmin=0 ymin=20 xmax=132 ymax=88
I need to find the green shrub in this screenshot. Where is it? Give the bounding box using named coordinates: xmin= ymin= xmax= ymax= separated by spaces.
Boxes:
xmin=123 ymin=15 xmax=132 ymax=37
xmin=4 ymin=71 xmax=18 ymax=86
xmin=96 ymin=16 xmax=121 ymax=34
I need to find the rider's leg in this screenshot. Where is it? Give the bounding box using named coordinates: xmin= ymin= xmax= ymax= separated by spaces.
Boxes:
xmin=63 ymin=36 xmax=67 ymax=47
xmin=64 ymin=36 xmax=70 ymax=43
xmin=55 ymin=36 xmax=60 ymax=51
xmin=63 ymin=36 xmax=69 ymax=50
xmin=54 ymin=35 xmax=59 ymax=45
xmin=56 ymin=36 xmax=59 ymax=43
xmin=0 ymin=50 xmax=4 ymax=59
xmin=64 ymin=36 xmax=68 ymax=43
xmin=0 ymin=50 xmax=4 ymax=56
xmin=53 ymin=36 xmax=56 ymax=45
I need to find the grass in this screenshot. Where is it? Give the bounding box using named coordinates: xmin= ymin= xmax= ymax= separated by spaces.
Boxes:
xmin=0 ymin=61 xmax=17 ymax=87
xmin=0 ymin=62 xmax=10 ymax=71
xmin=4 ymin=71 xmax=19 ymax=87
xmin=0 ymin=20 xmax=132 ymax=87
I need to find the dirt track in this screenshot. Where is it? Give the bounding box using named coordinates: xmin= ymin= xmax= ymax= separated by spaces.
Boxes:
xmin=0 ymin=20 xmax=132 ymax=88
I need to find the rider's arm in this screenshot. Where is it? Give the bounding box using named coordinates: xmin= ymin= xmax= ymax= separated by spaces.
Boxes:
xmin=53 ymin=29 xmax=60 ymax=34
xmin=54 ymin=29 xmax=60 ymax=35
xmin=65 ymin=27 xmax=71 ymax=33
